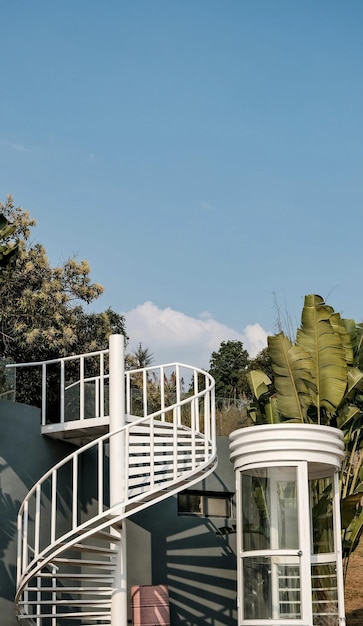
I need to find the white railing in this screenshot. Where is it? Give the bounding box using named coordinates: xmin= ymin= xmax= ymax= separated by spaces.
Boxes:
xmin=7 ymin=349 xmax=109 ymax=425
xmin=7 ymin=351 xmax=214 ymax=429
xmin=14 ymin=354 xmax=216 ymax=613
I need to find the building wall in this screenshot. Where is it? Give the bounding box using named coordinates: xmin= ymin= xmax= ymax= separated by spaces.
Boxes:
xmin=127 ymin=437 xmax=237 ymax=626
xmin=0 ymin=400 xmax=76 ymax=626
xmin=0 ymin=400 xmax=237 ymax=626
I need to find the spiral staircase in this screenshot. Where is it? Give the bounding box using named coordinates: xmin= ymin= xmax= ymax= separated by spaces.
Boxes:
xmin=12 ymin=336 xmax=217 ymax=626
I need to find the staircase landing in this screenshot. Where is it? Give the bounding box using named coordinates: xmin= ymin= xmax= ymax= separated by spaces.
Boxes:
xmin=42 ymin=416 xmax=110 ymax=445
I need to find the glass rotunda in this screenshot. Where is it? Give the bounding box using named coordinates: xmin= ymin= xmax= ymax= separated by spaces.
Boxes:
xmin=229 ymin=424 xmax=346 ymax=626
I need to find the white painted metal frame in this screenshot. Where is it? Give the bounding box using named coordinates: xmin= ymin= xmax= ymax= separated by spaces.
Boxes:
xmin=12 ymin=339 xmax=217 ymax=625
xmin=230 ymin=424 xmax=346 ymax=626
xmin=7 ymin=349 xmax=110 ymax=426
xmin=236 ymin=460 xmax=312 ymax=626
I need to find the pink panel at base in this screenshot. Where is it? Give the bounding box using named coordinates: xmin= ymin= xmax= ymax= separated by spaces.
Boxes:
xmin=131 ymin=585 xmax=170 ymax=626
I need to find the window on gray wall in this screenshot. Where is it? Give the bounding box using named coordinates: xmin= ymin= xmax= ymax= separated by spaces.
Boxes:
xmin=178 ymin=491 xmax=233 ymax=518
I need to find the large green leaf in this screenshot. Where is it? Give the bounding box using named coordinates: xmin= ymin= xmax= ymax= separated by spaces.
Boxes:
xmin=268 ymin=332 xmax=314 ymax=421
xmin=297 ymin=294 xmax=347 ymax=417
xmin=342 ymin=507 xmax=363 ymax=563
xmin=264 ymin=396 xmax=279 ymax=424
xmin=337 ymin=403 xmax=361 ymax=431
xmin=247 ymin=402 xmax=262 ymax=425
xmin=246 ymin=370 xmax=271 ymax=400
xmin=341 ymin=492 xmax=363 ymax=529
xmin=246 ymin=370 xmax=278 ymax=424
xmin=342 ymin=318 xmax=358 ymax=355
xmin=330 ymin=312 xmax=354 ymax=365
xmin=342 ymin=367 xmax=363 ymax=404
xmin=355 ymin=323 xmax=363 ymax=370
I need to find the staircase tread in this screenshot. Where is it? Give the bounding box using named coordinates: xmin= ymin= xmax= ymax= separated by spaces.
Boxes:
xmin=36 ymin=573 xmax=114 ymax=580
xmin=24 ymin=587 xmax=113 ymax=588
xmin=20 ymin=599 xmax=111 ymax=605
xmin=52 ymin=557 xmax=116 ymax=568
xmin=60 ymin=542 xmax=116 ymax=554
xmin=18 ymin=611 xmax=111 ymax=618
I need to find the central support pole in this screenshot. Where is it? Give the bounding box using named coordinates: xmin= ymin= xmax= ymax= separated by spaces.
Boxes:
xmin=109 ymin=334 xmax=127 ymax=626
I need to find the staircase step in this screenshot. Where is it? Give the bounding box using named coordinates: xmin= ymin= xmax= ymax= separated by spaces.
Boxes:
xmin=126 ymin=486 xmax=188 ymax=510
xmin=89 ymin=529 xmax=120 ymax=542
xmin=129 ymin=434 xmax=203 ymax=444
xmin=129 ymin=421 xmax=176 ymax=433
xmin=18 ymin=610 xmax=111 ymax=619
xmin=60 ymin=542 xmax=116 ymax=555
xmin=24 ymin=586 xmax=112 ymax=594
xmin=69 ymin=615 xmax=111 ymax=626
xmin=36 ymin=573 xmax=114 ymax=581
xmin=52 ymin=557 xmax=116 ymax=569
xmin=19 ymin=599 xmax=111 ymax=606
xmin=128 ymin=452 xmax=206 ymax=465
xmin=128 ymin=457 xmax=204 ymax=470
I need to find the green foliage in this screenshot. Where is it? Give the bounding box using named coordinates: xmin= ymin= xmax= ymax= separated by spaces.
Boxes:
xmin=206 ymin=344 xmax=273 ymax=433
xmin=248 ymin=346 xmax=274 ymax=382
xmin=126 ymin=343 xmax=154 ymax=369
xmin=246 ymin=370 xmax=278 ymax=425
xmin=246 ymin=294 xmax=363 ymax=576
xmin=0 ymin=212 xmax=19 ymax=266
xmin=209 ymin=340 xmax=249 ymax=401
xmin=0 ymin=196 xmax=127 ymax=405
xmin=268 ymin=332 xmax=314 ymax=422
xmin=296 ymin=295 xmax=348 ymax=419
xmin=248 ymin=295 xmax=363 ymax=427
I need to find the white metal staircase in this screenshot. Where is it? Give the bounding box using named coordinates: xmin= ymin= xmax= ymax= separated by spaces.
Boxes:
xmin=12 ymin=336 xmax=217 ymax=625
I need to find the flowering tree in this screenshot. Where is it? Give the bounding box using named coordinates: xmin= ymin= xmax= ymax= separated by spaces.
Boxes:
xmin=0 ymin=195 xmax=126 ymax=405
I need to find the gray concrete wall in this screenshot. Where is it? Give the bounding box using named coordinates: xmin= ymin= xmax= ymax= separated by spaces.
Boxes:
xmin=0 ymin=400 xmax=76 ymax=626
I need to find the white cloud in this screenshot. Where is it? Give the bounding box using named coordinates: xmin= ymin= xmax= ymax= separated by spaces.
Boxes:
xmin=1 ymin=139 xmax=29 ymax=152
xmin=200 ymin=200 xmax=213 ymax=211
xmin=124 ymin=301 xmax=269 ymax=368
xmin=199 ymin=310 xmax=213 ymax=320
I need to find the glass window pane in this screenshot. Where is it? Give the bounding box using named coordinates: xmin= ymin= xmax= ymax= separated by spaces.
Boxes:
xmin=310 ymin=477 xmax=334 ymax=554
xmin=276 ymin=472 xmax=299 ymax=550
xmin=178 ymin=493 xmax=202 ymax=514
xmin=243 ymin=556 xmax=271 ymax=619
xmin=243 ymin=556 xmax=301 ymax=620
xmin=205 ymin=496 xmax=230 ymax=518
xmin=311 ymin=562 xmax=338 ymax=626
xmin=242 ymin=472 xmax=270 ymax=551
xmin=242 ymin=467 xmax=298 ymax=551
xmin=178 ymin=492 xmax=231 ymax=517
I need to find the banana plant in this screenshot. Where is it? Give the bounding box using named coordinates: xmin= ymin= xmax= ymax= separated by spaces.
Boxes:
xmin=247 ymin=295 xmax=363 ymax=578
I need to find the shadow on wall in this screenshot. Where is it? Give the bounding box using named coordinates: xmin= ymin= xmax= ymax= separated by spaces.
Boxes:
xmin=130 ymin=494 xmax=237 ymax=626
xmin=0 ymin=464 xmax=20 ymax=602
xmin=0 ymin=400 xmax=76 ymax=618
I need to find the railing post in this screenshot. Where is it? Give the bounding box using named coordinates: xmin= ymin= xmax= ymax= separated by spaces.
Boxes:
xmin=109 ymin=334 xmax=125 ymax=505
xmin=60 ymin=360 xmax=65 ymax=424
xmin=109 ymin=334 xmax=127 ymax=626
xmin=79 ymin=356 xmax=85 ymax=421
xmin=42 ymin=363 xmax=47 ymax=426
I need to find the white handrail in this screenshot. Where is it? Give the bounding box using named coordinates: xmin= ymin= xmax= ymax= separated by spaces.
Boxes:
xmin=13 ymin=351 xmax=216 ymax=624
xmin=7 ymin=351 xmax=214 ymax=427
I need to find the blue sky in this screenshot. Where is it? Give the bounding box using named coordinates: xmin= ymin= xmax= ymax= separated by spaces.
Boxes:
xmin=1 ymin=1 xmax=362 ymax=366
